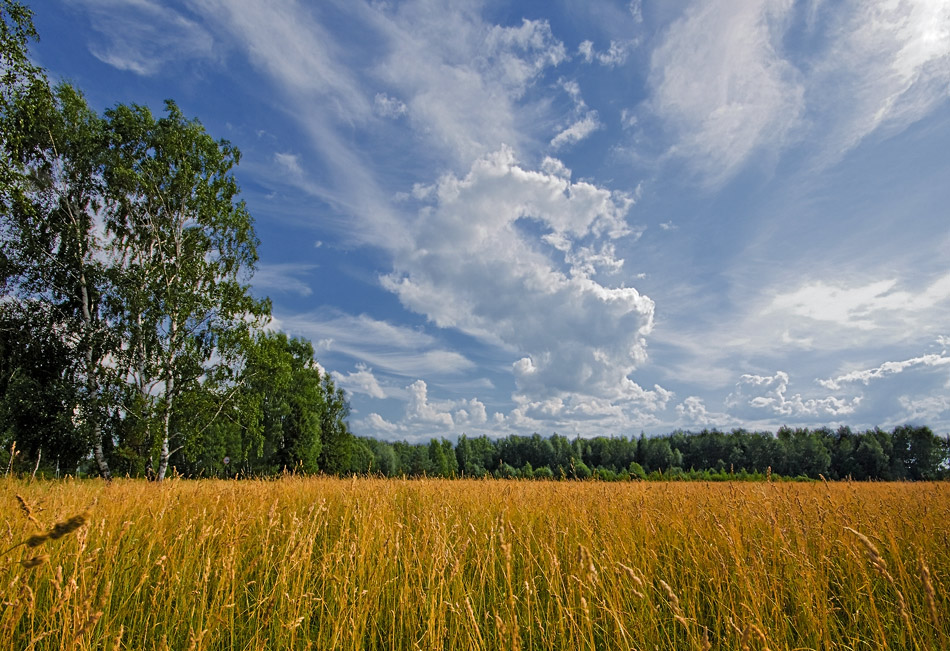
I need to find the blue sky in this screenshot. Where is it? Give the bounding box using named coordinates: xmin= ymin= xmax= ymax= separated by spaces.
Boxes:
xmin=32 ymin=0 xmax=950 ymax=440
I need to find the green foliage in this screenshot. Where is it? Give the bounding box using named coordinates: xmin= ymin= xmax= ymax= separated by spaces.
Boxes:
xmin=317 ymin=373 xmax=353 ymax=474
xmin=627 ymin=461 xmax=647 ymax=480
xmin=0 ymin=301 xmax=86 ymax=472
xmin=571 ymin=457 xmax=591 ymax=479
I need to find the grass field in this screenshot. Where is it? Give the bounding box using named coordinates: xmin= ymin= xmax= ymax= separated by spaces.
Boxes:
xmin=1 ymin=477 xmax=947 ymax=650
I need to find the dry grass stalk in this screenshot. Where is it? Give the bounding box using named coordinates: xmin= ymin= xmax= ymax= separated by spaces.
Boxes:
xmin=920 ymin=554 xmax=939 ymax=630
xmin=616 ymin=563 xmax=645 ymax=598
xmin=5 ymin=441 xmax=16 ymax=476
xmin=578 ymin=544 xmax=598 ymax=583
xmin=15 ymin=494 xmax=42 ymax=530
xmin=659 ymin=579 xmax=689 ymax=629
xmin=72 ymin=609 xmax=103 ymax=645
xmin=845 ymin=527 xmax=913 ymax=634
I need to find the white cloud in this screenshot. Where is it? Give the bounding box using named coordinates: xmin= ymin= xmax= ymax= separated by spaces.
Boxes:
xmin=381 ymin=147 xmax=656 ymax=422
xmin=454 ymin=397 xmax=489 ymax=426
xmin=727 ymin=371 xmax=861 ymax=418
xmin=765 ymin=273 xmax=950 ymax=332
xmin=810 ymin=0 xmax=950 ymax=162
xmin=550 ymin=77 xmax=603 ymax=150
xmin=620 ymin=108 xmax=638 ymax=130
xmin=192 ymin=0 xmax=372 ymax=121
xmin=338 ymin=364 xmax=388 ymax=399
xmin=647 ymin=0 xmax=950 ymax=183
xmin=252 ymin=263 xmax=316 ymax=297
xmin=276 ymin=311 xmax=475 ymax=378
xmin=600 ymin=40 xmax=634 ymax=66
xmin=819 ymin=352 xmax=950 ymax=390
xmin=68 ymin=0 xmax=215 ymax=75
xmin=374 ymin=92 xmax=408 ymax=118
xmin=649 ymin=0 xmax=804 ymax=184
xmin=406 ymin=379 xmax=455 ymax=428
xmin=540 ymin=156 xmax=572 ymax=179
xmin=274 ymin=152 xmax=305 ymax=178
xmin=372 ymin=9 xmax=567 ymax=162
xmin=484 ymin=18 xmax=569 ymax=88
xmin=628 ymin=1 xmax=644 ymax=24
xmin=578 ymin=40 xmax=594 ymax=63
xmin=356 ymin=381 xmax=492 ymax=439
xmin=577 ymin=39 xmax=635 ymax=66
xmin=676 ymin=396 xmax=732 ymax=427
xmin=188 ymin=0 xmax=413 ymax=251
xmin=563 ymin=242 xmax=625 ymax=278
xmin=551 ymin=111 xmax=603 ymax=149
xmin=360 ymin=412 xmax=400 ymax=434
xmin=897 ymin=394 xmax=950 ymax=424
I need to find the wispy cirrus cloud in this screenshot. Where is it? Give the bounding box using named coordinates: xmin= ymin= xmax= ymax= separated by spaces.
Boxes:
xmin=648 ymin=0 xmax=805 ymax=185
xmin=66 ymin=0 xmax=216 ymax=75
xmin=370 ymin=8 xmax=568 ymax=163
xmin=809 ymin=0 xmax=950 ymax=163
xmin=252 ymin=263 xmax=317 ymax=297
xmin=764 ymin=273 xmax=950 ymax=334
xmin=276 ymin=311 xmax=475 ymax=379
xmin=191 ymin=0 xmax=372 ymax=121
xmin=551 ymin=112 xmax=602 ymax=150
xmin=647 ymin=0 xmax=950 ymax=184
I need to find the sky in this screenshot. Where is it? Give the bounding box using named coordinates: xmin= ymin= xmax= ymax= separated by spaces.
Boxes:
xmin=29 ymin=0 xmax=950 ymax=441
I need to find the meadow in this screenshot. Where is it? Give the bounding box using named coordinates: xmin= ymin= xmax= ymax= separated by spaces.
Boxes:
xmin=1 ymin=478 xmax=947 ymax=650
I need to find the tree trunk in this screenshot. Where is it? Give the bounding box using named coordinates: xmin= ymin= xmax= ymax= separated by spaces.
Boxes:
xmin=156 ymin=367 xmax=174 ymax=481
xmin=156 ymin=433 xmax=171 ymax=481
xmin=79 ymin=271 xmax=111 ymax=480
xmin=92 ymin=429 xmax=111 ymax=481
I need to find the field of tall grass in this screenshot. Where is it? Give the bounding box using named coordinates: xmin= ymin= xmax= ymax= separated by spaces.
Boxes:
xmin=1 ymin=477 xmax=947 ymax=650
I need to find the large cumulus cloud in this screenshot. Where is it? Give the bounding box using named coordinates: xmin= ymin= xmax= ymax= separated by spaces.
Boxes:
xmin=381 ymin=148 xmax=657 ymax=424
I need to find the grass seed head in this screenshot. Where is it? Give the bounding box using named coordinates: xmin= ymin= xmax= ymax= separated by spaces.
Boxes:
xmin=20 ymin=554 xmax=50 ymax=569
xmin=16 ymin=494 xmax=42 ymax=529
xmin=845 ymin=527 xmax=885 ymax=569
xmin=48 ymin=511 xmax=90 ymax=541
xmin=24 ymin=510 xmax=90 ymax=549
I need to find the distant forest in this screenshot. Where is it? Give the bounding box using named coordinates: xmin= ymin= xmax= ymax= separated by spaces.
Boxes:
xmin=1 ymin=4 xmax=948 ymax=483
xmin=342 ymin=426 xmax=950 ymax=482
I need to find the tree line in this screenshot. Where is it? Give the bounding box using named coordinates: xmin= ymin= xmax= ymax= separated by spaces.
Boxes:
xmin=342 ymin=426 xmax=949 ymax=482
xmin=0 ymin=2 xmax=353 ymax=480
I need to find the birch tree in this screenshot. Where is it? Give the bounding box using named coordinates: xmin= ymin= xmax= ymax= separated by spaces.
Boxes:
xmin=104 ymin=100 xmax=265 ymax=481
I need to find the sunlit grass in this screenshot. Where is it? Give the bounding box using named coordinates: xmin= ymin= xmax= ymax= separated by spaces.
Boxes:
xmin=2 ymin=477 xmax=948 ymax=649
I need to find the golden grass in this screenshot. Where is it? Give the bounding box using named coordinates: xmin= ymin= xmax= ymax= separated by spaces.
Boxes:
xmin=1 ymin=478 xmax=948 ymax=650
